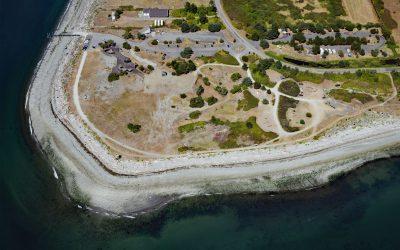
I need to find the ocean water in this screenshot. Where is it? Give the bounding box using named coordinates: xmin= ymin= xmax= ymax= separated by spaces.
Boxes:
xmin=1 ymin=1 xmax=400 ymax=249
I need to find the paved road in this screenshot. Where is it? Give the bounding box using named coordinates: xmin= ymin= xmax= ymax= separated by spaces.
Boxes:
xmin=213 ymin=0 xmax=399 ymax=74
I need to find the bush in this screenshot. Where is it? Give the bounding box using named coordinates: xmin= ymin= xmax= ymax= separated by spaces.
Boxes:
xmin=151 ymin=39 xmax=158 ymax=45
xmin=306 ymin=112 xmax=312 ymax=118
xmin=189 ymin=111 xmax=202 ymax=119
xmin=203 ymin=77 xmax=210 ymax=86
xmin=208 ymin=23 xmax=222 ymax=32
xmin=180 ymin=93 xmax=187 ymax=99
xmin=241 ymin=55 xmax=249 ymax=62
xmin=300 ymin=119 xmax=305 ymax=125
xmin=134 ymin=46 xmax=140 ymax=52
xmin=242 ymin=77 xmax=253 ymax=87
xmin=180 ymin=47 xmax=194 ymax=58
xmin=230 ymin=85 xmax=242 ymax=94
xmin=169 ymin=59 xmax=197 ymax=75
xmin=122 ymin=42 xmax=131 ymax=50
xmin=189 ymin=96 xmax=205 ymax=108
xmin=262 ymin=99 xmax=269 ymax=105
xmin=206 ymin=96 xmax=218 ymax=105
xmin=231 ymin=73 xmax=242 ymax=81
xmin=196 ymin=85 xmax=204 ymax=96
xmin=147 ymin=65 xmax=154 ymax=71
xmin=127 ymin=123 xmax=141 ymax=133
xmin=214 ymin=85 xmax=228 ymax=96
xmin=108 ymin=72 xmax=120 ymax=82
xmin=260 ymin=39 xmax=270 ymax=49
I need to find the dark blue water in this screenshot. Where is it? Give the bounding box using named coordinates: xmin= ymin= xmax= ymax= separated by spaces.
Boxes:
xmin=1 ymin=1 xmax=400 ymax=249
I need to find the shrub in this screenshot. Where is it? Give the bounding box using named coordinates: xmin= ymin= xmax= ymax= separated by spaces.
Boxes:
xmin=180 ymin=47 xmax=194 ymax=58
xmin=260 ymin=39 xmax=270 ymax=49
xmin=189 ymin=96 xmax=205 ymax=108
xmin=189 ymin=111 xmax=202 ymax=119
xmin=206 ymin=96 xmax=218 ymax=105
xmin=214 ymin=85 xmax=228 ymax=96
xmin=241 ymin=55 xmax=249 ymax=62
xmin=196 ymin=85 xmax=204 ymax=96
xmin=203 ymin=77 xmax=211 ymax=86
xmin=278 ymin=80 xmax=300 ymax=97
xmin=242 ymin=77 xmax=253 ymax=87
xmin=300 ymin=119 xmax=305 ymax=125
xmin=306 ymin=112 xmax=312 ymax=118
xmin=147 ymin=65 xmax=154 ymax=71
xmin=151 ymin=39 xmax=158 ymax=45
xmin=122 ymin=42 xmax=131 ymax=50
xmin=134 ymin=46 xmax=140 ymax=52
xmin=180 ymin=93 xmax=187 ymax=99
xmin=230 ymin=85 xmax=242 ymax=94
xmin=231 ymin=73 xmax=242 ymax=81
xmin=127 ymin=123 xmax=141 ymax=133
xmin=262 ymin=99 xmax=269 ymax=105
xmin=108 ymin=72 xmax=120 ymax=82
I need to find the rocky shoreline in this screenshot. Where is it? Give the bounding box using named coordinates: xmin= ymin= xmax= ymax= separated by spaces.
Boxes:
xmin=26 ymin=0 xmax=400 ymax=215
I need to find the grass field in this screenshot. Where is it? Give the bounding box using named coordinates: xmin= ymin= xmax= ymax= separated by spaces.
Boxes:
xmin=342 ymin=0 xmax=379 ymax=24
xmin=328 ymin=89 xmax=374 ymax=103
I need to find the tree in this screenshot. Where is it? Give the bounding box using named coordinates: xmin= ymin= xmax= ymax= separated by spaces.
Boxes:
xmin=260 ymin=39 xmax=270 ymax=49
xmin=312 ymin=44 xmax=320 ymax=55
xmin=242 ymin=77 xmax=253 ymax=87
xmin=371 ymin=49 xmax=379 ymax=57
xmin=181 ymin=22 xmax=191 ymax=33
xmin=242 ymin=63 xmax=248 ymax=70
xmin=134 ymin=46 xmax=140 ymax=52
xmin=137 ymin=33 xmax=146 ymax=40
xmin=180 ymin=47 xmax=194 ymax=58
xmin=122 ymin=42 xmax=131 ymax=50
xmin=275 ymin=61 xmax=282 ymax=69
xmin=185 ymin=2 xmax=198 ymax=13
xmin=208 ymin=23 xmax=222 ymax=32
xmin=151 ymin=39 xmax=158 ymax=45
xmin=338 ymin=50 xmax=344 ymax=58
xmin=360 ymin=49 xmax=366 ymax=56
xmin=199 ymin=14 xmax=208 ymax=24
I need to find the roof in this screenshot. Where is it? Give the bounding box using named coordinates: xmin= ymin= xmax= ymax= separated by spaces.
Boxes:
xmin=143 ymin=8 xmax=169 ymax=18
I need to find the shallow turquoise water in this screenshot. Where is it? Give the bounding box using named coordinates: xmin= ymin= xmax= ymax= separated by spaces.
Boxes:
xmin=1 ymin=1 xmax=400 ymax=249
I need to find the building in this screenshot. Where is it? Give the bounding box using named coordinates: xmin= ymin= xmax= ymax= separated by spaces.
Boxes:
xmin=140 ymin=8 xmax=169 ymax=18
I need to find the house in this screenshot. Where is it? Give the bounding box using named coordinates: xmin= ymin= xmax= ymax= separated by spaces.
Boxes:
xmin=140 ymin=8 xmax=169 ymax=18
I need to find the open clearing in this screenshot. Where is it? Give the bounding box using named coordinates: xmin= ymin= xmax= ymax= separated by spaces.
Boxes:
xmin=342 ymin=0 xmax=379 ymax=24
xmin=383 ymin=0 xmax=400 ymax=43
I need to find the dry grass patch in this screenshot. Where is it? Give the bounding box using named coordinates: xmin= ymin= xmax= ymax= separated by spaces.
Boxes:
xmin=342 ymin=0 xmax=379 ymax=24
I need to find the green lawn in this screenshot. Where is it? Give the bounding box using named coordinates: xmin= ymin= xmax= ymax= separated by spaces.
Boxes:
xmin=178 ymin=121 xmax=207 ymax=133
